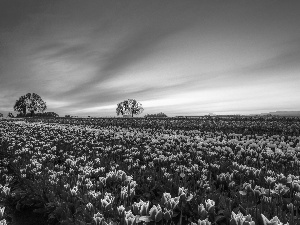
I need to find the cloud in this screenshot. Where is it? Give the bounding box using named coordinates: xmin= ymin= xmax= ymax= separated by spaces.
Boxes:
xmin=1 ymin=1 xmax=300 ymax=116
xmin=73 ymin=104 xmax=116 ymax=114
xmin=61 ymin=26 xmax=195 ymax=98
xmin=52 ymin=0 xmax=205 ymax=98
xmin=233 ymin=46 xmax=300 ymax=77
xmin=46 ymin=99 xmax=72 ymax=109
xmin=33 ymin=42 xmax=89 ymax=60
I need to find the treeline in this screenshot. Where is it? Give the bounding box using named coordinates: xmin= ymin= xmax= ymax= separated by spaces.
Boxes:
xmin=144 ymin=112 xmax=167 ymax=118
xmin=15 ymin=112 xmax=59 ymax=118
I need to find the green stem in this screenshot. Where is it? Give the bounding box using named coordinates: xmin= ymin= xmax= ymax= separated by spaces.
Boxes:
xmin=179 ymin=209 xmax=182 ymax=225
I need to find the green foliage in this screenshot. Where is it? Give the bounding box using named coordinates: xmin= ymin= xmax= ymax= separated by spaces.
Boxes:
xmin=116 ymin=99 xmax=144 ymax=117
xmin=144 ymin=112 xmax=167 ymax=118
xmin=14 ymin=93 xmax=47 ymax=116
xmin=7 ymin=112 xmax=14 ymax=118
xmin=16 ymin=112 xmax=59 ymax=118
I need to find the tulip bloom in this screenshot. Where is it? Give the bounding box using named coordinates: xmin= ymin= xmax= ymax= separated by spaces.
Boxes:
xmin=93 ymin=212 xmax=104 ymax=225
xmin=231 ymin=212 xmax=255 ymax=225
xmin=0 ymin=219 xmax=7 ymax=225
xmin=124 ymin=211 xmax=136 ymax=225
xmin=117 ymin=205 xmax=125 ymax=217
xmin=261 ymin=214 xmax=288 ymax=225
xmin=0 ymin=207 xmax=5 ymax=219
xmin=149 ymin=205 xmax=163 ymax=222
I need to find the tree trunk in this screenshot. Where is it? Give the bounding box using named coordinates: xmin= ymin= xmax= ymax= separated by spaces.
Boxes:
xmin=30 ymin=110 xmax=34 ymax=117
xmin=132 ymin=111 xmax=134 ymax=117
xmin=23 ymin=107 xmax=26 ymax=116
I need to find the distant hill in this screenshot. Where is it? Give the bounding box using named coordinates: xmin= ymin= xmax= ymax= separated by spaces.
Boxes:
xmin=250 ymin=111 xmax=300 ymax=117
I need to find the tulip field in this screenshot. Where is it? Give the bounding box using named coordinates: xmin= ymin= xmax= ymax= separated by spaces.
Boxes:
xmin=0 ymin=116 xmax=300 ymax=225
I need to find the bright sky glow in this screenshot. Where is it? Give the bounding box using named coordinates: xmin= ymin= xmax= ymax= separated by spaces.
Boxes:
xmin=0 ymin=0 xmax=300 ymax=117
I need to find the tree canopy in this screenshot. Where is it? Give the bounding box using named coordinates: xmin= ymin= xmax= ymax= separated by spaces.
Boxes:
xmin=7 ymin=112 xmax=14 ymax=118
xmin=116 ymin=99 xmax=144 ymax=117
xmin=14 ymin=93 xmax=47 ymax=117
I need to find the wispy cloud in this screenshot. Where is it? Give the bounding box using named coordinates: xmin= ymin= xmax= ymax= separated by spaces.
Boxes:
xmin=1 ymin=1 xmax=300 ymax=116
xmin=230 ymin=42 xmax=300 ymax=78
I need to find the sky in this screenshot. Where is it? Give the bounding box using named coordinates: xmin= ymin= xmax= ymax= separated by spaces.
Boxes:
xmin=0 ymin=0 xmax=300 ymax=117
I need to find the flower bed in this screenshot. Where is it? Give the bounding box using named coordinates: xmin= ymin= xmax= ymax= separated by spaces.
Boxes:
xmin=0 ymin=117 xmax=300 ymax=225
